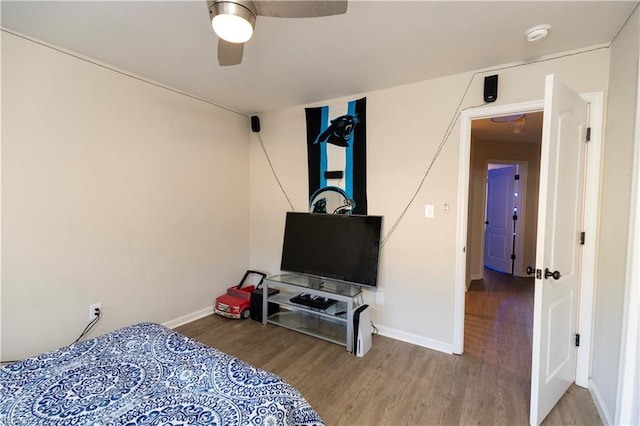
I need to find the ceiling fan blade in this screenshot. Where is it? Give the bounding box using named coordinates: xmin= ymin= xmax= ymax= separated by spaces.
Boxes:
xmin=218 ymin=39 xmax=244 ymax=66
xmin=254 ymin=1 xmax=347 ymax=18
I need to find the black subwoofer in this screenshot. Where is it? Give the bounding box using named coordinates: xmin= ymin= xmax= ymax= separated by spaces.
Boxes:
xmin=250 ymin=288 xmax=279 ymax=322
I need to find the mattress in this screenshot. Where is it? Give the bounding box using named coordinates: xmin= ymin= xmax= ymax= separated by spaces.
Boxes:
xmin=0 ymin=322 xmax=323 ymax=425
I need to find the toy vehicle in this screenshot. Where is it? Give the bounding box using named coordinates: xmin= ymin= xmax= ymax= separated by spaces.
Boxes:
xmin=214 ymin=270 xmax=266 ymax=319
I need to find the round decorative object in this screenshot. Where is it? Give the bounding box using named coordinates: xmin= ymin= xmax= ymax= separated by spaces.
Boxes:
xmin=309 ymin=186 xmax=355 ymax=215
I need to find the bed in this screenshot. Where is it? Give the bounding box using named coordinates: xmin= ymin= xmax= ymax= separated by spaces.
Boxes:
xmin=0 ymin=322 xmax=323 ymax=425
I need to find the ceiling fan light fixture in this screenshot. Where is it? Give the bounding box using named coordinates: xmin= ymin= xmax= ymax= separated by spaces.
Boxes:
xmin=210 ymin=1 xmax=256 ymax=44
xmin=491 ymin=114 xmax=526 ymax=123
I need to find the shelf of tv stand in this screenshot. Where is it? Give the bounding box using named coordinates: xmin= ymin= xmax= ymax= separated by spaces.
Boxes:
xmin=267 ymin=311 xmax=347 ymax=347
xmin=262 ymin=274 xmax=363 ymax=352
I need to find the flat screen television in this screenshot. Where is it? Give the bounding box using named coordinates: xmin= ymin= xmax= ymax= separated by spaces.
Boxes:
xmin=280 ymin=212 xmax=383 ymax=288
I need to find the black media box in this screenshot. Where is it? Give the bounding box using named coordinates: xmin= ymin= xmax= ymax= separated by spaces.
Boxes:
xmin=250 ymin=288 xmax=280 ymax=322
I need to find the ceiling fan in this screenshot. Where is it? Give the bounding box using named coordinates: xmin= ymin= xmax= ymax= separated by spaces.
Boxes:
xmin=207 ymin=1 xmax=348 ymax=66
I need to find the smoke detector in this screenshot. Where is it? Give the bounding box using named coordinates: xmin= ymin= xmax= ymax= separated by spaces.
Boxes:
xmin=525 ymin=24 xmax=551 ymax=42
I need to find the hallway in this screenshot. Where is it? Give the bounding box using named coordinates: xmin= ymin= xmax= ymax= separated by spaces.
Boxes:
xmin=465 ymin=267 xmax=534 ymax=367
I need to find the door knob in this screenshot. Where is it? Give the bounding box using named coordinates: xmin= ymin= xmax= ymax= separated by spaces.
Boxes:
xmin=544 ymin=268 xmax=561 ymax=280
xmin=526 ymin=266 xmax=535 ymax=275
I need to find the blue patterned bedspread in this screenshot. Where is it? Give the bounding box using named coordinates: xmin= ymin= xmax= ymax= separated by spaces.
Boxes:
xmin=0 ymin=322 xmax=324 ymax=425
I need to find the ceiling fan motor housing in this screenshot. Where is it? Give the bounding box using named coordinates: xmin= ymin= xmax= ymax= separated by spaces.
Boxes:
xmin=209 ymin=1 xmax=257 ymax=20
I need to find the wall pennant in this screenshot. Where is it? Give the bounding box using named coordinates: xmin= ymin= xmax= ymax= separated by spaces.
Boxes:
xmin=305 ymin=97 xmax=367 ymax=214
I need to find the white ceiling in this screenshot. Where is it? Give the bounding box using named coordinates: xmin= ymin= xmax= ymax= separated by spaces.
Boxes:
xmin=1 ymin=1 xmax=637 ymax=115
xmin=473 ymin=111 xmax=544 ymax=145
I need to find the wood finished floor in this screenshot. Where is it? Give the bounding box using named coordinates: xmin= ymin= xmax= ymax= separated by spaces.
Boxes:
xmin=177 ymin=269 xmax=601 ymax=425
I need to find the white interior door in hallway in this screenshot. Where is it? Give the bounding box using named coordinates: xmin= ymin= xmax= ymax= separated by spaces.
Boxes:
xmin=484 ymin=164 xmax=519 ymax=274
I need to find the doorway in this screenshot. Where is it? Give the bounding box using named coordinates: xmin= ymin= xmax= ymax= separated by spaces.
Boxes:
xmin=484 ymin=163 xmax=521 ymax=275
xmin=482 ymin=161 xmax=530 ymax=277
xmin=468 ymin=112 xmax=543 ymax=282
xmin=454 ymin=93 xmax=604 ymax=390
xmin=464 ymin=113 xmax=542 ymax=364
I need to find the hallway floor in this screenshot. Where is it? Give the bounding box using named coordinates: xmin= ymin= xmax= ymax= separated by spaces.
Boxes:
xmin=464 ymin=267 xmax=601 ymax=425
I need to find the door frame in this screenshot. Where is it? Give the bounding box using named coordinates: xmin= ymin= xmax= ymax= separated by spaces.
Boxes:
xmin=480 ymin=160 xmax=529 ymax=278
xmin=453 ymin=92 xmax=604 ymax=388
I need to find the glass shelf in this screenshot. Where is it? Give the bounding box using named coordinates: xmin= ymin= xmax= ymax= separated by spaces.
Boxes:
xmin=266 ymin=273 xmax=363 ymax=298
xmin=267 ymin=310 xmax=347 ymax=347
xmin=268 ymin=291 xmax=348 ymax=322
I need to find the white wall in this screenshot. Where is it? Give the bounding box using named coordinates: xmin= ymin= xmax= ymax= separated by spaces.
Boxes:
xmin=591 ymin=7 xmax=640 ymax=425
xmin=1 ymin=33 xmax=251 ymax=360
xmin=249 ymin=48 xmax=610 ymax=350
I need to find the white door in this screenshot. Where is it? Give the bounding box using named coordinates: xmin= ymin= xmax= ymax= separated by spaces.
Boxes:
xmin=484 ymin=165 xmax=517 ymax=273
xmin=529 ymin=74 xmax=589 ymax=425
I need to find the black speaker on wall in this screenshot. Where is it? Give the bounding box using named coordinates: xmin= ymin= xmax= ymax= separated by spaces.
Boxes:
xmin=484 ymin=74 xmax=498 ymax=103
xmin=250 ymin=115 xmax=261 ymax=132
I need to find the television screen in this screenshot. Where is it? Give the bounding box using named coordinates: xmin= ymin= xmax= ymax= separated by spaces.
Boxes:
xmin=280 ymin=212 xmax=383 ymax=287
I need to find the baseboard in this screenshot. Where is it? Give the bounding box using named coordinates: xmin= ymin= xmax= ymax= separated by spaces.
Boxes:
xmin=589 ymin=379 xmax=613 ymax=425
xmin=167 ymin=307 xmax=454 ymax=355
xmin=163 ymin=306 xmax=213 ymax=330
xmin=376 ymin=325 xmax=453 ymax=354
xmin=470 ymin=274 xmax=483 ymax=281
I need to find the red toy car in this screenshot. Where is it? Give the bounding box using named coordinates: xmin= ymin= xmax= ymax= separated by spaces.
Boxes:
xmin=214 ymin=270 xmax=266 ymax=319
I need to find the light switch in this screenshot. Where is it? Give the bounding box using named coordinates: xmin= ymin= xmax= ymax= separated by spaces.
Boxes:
xmin=425 ymin=204 xmax=434 ymax=218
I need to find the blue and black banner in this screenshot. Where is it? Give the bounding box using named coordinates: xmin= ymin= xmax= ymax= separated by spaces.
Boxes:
xmin=305 ymin=97 xmax=367 ymax=214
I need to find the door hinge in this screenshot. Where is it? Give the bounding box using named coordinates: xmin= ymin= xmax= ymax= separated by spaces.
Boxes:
xmin=586 ymin=127 xmax=591 ymax=142
xmin=510 ymin=254 xmax=516 ymax=260
xmin=580 ymin=231 xmax=586 ymax=245
xmin=514 ymin=174 xmax=520 ymax=180
xmin=575 ymin=333 xmax=581 ymax=347
xmin=513 ymin=214 xmax=518 ymax=221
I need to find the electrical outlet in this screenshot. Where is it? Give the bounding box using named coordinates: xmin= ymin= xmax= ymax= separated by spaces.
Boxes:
xmin=89 ymin=303 xmax=101 ymax=321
